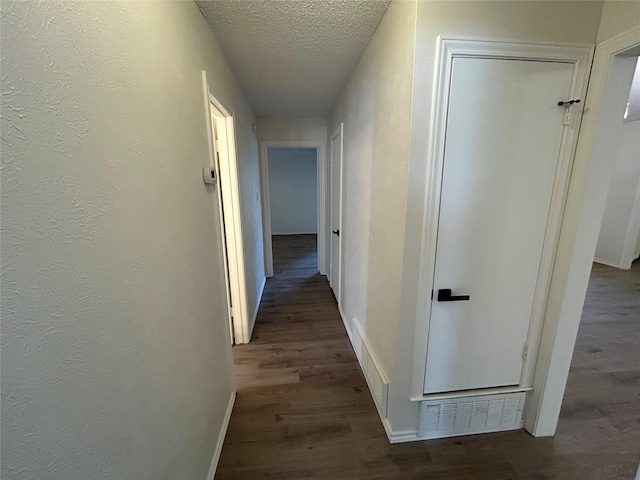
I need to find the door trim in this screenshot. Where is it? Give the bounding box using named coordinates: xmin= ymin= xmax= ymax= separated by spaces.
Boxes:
xmin=525 ymin=27 xmax=640 ymax=436
xmin=259 ymin=141 xmax=327 ymax=277
xmin=202 ymin=71 xmax=251 ymax=344
xmin=329 ymin=123 xmax=345 ymax=305
xmin=410 ymin=39 xmax=593 ymax=423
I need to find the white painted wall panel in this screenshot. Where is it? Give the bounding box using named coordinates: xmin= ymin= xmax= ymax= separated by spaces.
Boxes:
xmin=594 ymin=56 xmax=640 ymax=269
xmin=257 ymin=118 xmax=328 ymax=143
xmin=268 ymin=148 xmax=318 ymax=235
xmin=597 ymin=0 xmax=640 ymax=43
xmin=0 ymin=2 xmax=260 ymax=478
xmin=327 ymin=0 xmax=416 ymax=382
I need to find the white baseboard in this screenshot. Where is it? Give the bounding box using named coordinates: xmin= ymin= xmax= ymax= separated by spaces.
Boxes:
xmin=350 ymin=317 xmax=389 ymax=418
xmin=249 ymin=276 xmax=266 ymax=338
xmin=382 ymin=418 xmax=419 ymax=443
xmin=338 ymin=310 xmax=391 ymax=434
xmin=338 ymin=305 xmax=352 ymax=340
xmin=206 ymin=391 xmax=236 ymax=480
xmin=593 ymin=257 xmax=623 ymax=269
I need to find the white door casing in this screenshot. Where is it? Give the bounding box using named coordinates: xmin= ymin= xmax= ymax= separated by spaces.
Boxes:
xmin=202 ymin=71 xmax=251 ymax=344
xmin=424 ymin=57 xmax=574 ymax=394
xmin=330 ymin=124 xmax=344 ymax=304
xmin=409 ymin=39 xmax=594 ymax=428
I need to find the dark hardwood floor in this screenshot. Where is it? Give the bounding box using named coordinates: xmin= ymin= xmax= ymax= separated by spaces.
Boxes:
xmin=216 ymin=236 xmax=640 ymax=479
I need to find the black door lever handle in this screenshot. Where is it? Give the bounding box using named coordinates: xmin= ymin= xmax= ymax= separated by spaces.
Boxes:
xmin=437 ymin=289 xmax=470 ymax=302
xmin=332 ymin=230 xmax=340 ymax=236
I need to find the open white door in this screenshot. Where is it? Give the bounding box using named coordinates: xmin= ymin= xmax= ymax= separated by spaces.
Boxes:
xmin=424 ymin=58 xmax=575 ymax=394
xmin=329 ymin=124 xmax=344 ymax=304
xmin=203 ymin=72 xmax=251 ymax=344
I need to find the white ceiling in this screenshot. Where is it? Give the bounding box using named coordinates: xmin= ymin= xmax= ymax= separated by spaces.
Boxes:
xmin=196 ymin=0 xmax=390 ymax=118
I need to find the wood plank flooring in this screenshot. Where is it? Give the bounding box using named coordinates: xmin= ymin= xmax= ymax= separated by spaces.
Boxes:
xmin=216 ymin=235 xmax=640 ymax=479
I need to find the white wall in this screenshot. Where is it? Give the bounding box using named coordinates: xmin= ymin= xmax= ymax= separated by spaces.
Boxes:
xmin=594 ymin=56 xmax=640 ymax=268
xmin=597 ymin=0 xmax=640 ymax=43
xmin=0 ymin=2 xmax=262 ymax=478
xmin=257 ymin=118 xmax=328 ymax=143
xmin=268 ymin=148 xmax=318 ymax=235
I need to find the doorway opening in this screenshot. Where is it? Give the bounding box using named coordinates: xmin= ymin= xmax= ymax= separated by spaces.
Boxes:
xmin=554 ymin=38 xmax=640 ymax=463
xmin=202 ymin=71 xmax=250 ymax=345
xmin=593 ymin=54 xmax=640 ymax=270
xmin=266 ymin=147 xmax=319 ymax=279
xmin=259 ymin=141 xmax=327 ymax=279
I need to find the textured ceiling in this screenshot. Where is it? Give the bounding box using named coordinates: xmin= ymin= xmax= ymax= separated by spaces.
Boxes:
xmin=196 ymin=0 xmax=390 ymax=118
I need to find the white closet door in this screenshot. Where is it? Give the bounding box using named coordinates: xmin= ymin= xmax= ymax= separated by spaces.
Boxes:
xmin=424 ymin=57 xmax=574 ymax=394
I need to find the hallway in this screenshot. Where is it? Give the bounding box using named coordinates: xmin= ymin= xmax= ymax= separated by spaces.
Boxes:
xmin=216 ymin=234 xmax=428 ymax=479
xmin=216 ymin=237 xmax=639 ymax=479
xmin=4 ymin=3 xmax=639 ymax=478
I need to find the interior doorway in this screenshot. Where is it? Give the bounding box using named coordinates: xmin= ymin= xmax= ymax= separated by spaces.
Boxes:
xmin=593 ymin=54 xmax=640 ymax=270
xmin=556 ymin=32 xmax=640 ymax=445
xmin=202 ymin=72 xmax=250 ymax=345
xmin=267 ymin=148 xmax=318 ymax=237
xmin=260 ymin=141 xmax=327 ymax=278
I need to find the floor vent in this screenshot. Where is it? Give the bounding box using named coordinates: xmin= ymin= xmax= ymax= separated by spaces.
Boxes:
xmin=418 ymin=391 xmax=525 ymax=439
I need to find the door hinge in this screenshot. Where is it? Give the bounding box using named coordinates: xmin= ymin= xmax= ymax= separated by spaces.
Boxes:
xmin=229 ymin=306 xmax=234 ymax=318
xmin=214 ymin=138 xmax=221 ymax=152
xmin=522 ymin=342 xmax=529 ymax=361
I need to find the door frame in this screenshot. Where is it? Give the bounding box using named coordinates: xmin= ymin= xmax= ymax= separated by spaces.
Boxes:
xmin=259 ymin=141 xmax=327 ymax=278
xmin=521 ymin=27 xmax=640 ymax=435
xmin=329 ymin=123 xmax=345 ymax=305
xmin=202 ymin=71 xmax=251 ymax=345
xmin=593 ymin=54 xmax=640 ymax=271
xmin=410 ymin=39 xmax=593 ymax=429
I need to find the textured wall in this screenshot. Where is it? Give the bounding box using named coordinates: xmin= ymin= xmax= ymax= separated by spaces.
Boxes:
xmin=268 ymin=148 xmax=318 ymax=235
xmin=0 ymin=2 xmax=260 ymax=478
xmin=594 ymin=56 xmax=640 ymax=267
xmin=328 ymin=0 xmax=417 ymax=378
xmin=597 ymin=0 xmax=640 ymax=43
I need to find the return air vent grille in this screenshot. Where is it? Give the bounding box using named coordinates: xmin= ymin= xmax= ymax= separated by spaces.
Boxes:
xmin=418 ymin=391 xmax=525 ymax=439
